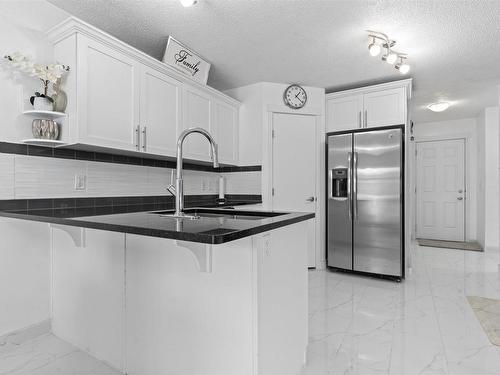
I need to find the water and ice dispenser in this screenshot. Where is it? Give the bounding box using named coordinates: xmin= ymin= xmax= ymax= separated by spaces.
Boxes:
xmin=331 ymin=168 xmax=348 ymax=198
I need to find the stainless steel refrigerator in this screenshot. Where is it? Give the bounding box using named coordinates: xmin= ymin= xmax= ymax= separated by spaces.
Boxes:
xmin=326 ymin=125 xmax=404 ymax=279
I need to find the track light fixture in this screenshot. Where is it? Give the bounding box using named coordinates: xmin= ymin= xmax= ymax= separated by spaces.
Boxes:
xmin=395 ymin=56 xmax=410 ymax=74
xmin=366 ymin=30 xmax=410 ymax=74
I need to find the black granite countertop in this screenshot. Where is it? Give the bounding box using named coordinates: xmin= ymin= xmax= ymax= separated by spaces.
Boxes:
xmin=0 ymin=199 xmax=314 ymax=244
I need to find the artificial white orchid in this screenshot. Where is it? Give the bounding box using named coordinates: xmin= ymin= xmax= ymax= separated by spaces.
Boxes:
xmin=3 ymin=52 xmax=70 ymax=100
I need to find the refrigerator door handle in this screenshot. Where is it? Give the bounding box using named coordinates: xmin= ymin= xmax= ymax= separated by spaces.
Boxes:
xmin=328 ymin=169 xmax=333 ymax=199
xmin=353 ymin=152 xmax=358 ymax=220
xmin=347 ymin=152 xmax=352 ymax=220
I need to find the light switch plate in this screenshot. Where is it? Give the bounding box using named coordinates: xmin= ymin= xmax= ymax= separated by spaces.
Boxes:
xmin=74 ymin=174 xmax=86 ymax=191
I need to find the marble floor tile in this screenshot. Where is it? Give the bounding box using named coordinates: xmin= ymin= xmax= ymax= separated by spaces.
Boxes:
xmin=303 ymin=243 xmax=500 ymax=375
xmin=0 ymin=334 xmax=122 ymax=375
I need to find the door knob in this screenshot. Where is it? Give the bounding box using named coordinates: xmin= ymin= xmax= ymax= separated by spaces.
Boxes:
xmin=306 ymin=197 xmax=315 ymax=202
xmin=457 ymin=197 xmax=463 ymax=201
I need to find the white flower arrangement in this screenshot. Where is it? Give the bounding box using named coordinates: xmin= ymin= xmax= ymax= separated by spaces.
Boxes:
xmin=3 ymin=52 xmax=70 ymax=103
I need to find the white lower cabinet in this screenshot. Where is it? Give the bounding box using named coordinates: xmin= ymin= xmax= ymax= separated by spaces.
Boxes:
xmin=50 ymin=221 xmax=309 ymax=375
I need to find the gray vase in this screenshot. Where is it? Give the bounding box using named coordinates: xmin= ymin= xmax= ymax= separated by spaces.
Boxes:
xmin=32 ymin=119 xmax=60 ymax=140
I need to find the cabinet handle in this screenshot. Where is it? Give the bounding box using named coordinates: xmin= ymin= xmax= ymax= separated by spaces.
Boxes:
xmin=358 ymin=111 xmax=361 ymax=128
xmin=142 ymin=126 xmax=147 ymax=151
xmin=135 ymin=125 xmax=140 ymax=151
xmin=364 ymin=110 xmax=368 ymax=128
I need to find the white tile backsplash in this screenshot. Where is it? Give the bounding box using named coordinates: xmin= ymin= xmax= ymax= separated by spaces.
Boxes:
xmin=87 ymin=161 xmax=148 ymax=197
xmin=0 ymin=155 xmax=261 ymax=199
xmin=0 ymin=154 xmax=15 ymax=199
xmin=15 ymin=155 xmax=87 ymax=199
xmin=224 ymin=172 xmax=262 ymax=195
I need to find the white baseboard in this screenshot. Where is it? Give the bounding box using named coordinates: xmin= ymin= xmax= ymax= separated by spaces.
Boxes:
xmin=0 ymin=319 xmax=51 ymax=346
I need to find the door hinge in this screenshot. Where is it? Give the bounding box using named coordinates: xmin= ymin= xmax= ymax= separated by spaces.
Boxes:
xmin=272 ymin=130 xmax=275 ymax=138
xmin=272 ymin=188 xmax=275 ymax=196
xmin=415 ymin=149 xmax=417 ymax=157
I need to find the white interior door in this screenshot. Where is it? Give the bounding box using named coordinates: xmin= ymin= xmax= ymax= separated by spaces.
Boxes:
xmin=272 ymin=113 xmax=317 ymax=267
xmin=416 ymin=139 xmax=465 ymax=241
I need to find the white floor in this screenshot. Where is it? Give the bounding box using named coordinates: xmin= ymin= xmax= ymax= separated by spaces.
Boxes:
xmin=0 ymin=333 xmax=120 ymax=375
xmin=304 ymin=244 xmax=500 ymax=375
xmin=2 ymin=244 xmax=500 ymax=375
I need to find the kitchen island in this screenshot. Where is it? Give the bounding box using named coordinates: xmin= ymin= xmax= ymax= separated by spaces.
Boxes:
xmin=0 ymin=204 xmax=313 ymax=375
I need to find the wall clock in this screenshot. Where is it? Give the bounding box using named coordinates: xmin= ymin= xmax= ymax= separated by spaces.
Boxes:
xmin=283 ymin=84 xmax=307 ymax=109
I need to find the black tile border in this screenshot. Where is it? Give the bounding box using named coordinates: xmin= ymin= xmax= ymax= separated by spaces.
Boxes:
xmin=0 ymin=142 xmax=261 ymax=173
xmin=0 ymin=194 xmax=262 ymax=213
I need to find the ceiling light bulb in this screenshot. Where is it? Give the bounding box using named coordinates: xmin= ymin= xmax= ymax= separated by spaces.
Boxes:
xmin=385 ymin=52 xmax=398 ymax=64
xmin=179 ymin=0 xmax=197 ymax=7
xmin=427 ymin=102 xmax=450 ymax=112
xmin=396 ymin=61 xmax=410 ymax=74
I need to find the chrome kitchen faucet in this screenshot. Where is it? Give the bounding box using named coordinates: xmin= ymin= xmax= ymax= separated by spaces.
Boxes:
xmin=165 ymin=127 xmax=219 ymax=219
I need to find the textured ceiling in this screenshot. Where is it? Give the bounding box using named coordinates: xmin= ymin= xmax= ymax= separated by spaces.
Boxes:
xmin=46 ymin=0 xmax=500 ymax=123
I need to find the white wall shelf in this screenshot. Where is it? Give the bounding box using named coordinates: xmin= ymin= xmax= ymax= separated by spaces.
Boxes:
xmin=22 ymin=139 xmax=67 ymax=147
xmin=22 ymin=110 xmax=68 ymax=120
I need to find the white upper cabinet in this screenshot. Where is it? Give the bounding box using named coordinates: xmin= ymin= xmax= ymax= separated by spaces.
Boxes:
xmin=326 ymin=80 xmax=411 ymax=132
xmin=363 ymin=87 xmax=406 ymax=128
xmin=326 ymin=94 xmax=363 ymax=132
xmin=76 ymin=34 xmax=141 ymax=150
xmin=213 ymin=99 xmax=238 ymax=165
xmin=182 ymin=86 xmax=212 ymax=161
xmin=140 ymin=66 xmax=181 ymax=156
xmin=48 ymin=17 xmax=240 ymax=163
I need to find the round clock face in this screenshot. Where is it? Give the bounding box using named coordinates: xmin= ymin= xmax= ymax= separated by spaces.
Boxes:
xmin=284 ymin=84 xmax=307 ymax=109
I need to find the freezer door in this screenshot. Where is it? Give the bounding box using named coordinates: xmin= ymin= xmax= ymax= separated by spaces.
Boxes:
xmin=353 ymin=128 xmax=402 ymax=277
xmin=327 ymin=134 xmax=353 ymax=270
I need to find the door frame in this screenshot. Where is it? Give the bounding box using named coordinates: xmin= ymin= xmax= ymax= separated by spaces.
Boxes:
xmin=265 ymin=106 xmax=323 ymax=268
xmin=414 ymin=136 xmax=468 ymax=241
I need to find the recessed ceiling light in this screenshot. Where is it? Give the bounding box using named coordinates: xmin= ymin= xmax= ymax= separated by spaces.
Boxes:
xmin=179 ymin=0 xmax=197 ymax=7
xmin=427 ymin=102 xmax=450 ymax=112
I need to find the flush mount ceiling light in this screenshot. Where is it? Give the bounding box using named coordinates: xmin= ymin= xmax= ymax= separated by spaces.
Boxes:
xmin=427 ymin=102 xmax=450 ymax=112
xmin=366 ymin=30 xmax=410 ymax=74
xmin=179 ymin=0 xmax=197 ymax=7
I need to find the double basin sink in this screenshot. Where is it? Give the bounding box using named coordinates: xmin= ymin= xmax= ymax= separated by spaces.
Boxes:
xmin=150 ymin=208 xmax=285 ymax=221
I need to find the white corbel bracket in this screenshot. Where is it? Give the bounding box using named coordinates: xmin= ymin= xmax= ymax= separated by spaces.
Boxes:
xmin=175 ymin=241 xmax=213 ymax=273
xmin=50 ymin=224 xmax=86 ymax=248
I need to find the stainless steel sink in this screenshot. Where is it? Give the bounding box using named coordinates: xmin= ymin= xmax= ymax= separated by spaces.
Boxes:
xmin=150 ymin=208 xmax=284 ymax=221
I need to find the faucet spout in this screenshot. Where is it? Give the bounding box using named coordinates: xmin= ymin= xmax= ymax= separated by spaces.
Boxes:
xmin=172 ymin=127 xmax=219 ymax=218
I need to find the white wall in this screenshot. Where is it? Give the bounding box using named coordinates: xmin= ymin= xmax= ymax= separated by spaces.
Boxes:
xmin=413 ymin=118 xmax=478 ymax=241
xmin=0 ymin=0 xmax=67 ymax=337
xmin=226 ymin=82 xmax=326 ymax=268
xmin=476 ymin=107 xmax=500 ymax=250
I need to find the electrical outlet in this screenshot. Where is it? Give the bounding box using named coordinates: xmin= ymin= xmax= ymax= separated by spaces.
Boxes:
xmin=74 ymin=174 xmax=86 ymax=191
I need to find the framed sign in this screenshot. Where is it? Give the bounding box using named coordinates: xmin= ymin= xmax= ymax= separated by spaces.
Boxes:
xmin=162 ymin=36 xmax=211 ymax=84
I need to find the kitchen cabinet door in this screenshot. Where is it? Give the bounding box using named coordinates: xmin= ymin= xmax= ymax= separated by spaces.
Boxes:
xmin=181 ymin=86 xmax=213 ymax=161
xmin=140 ymin=66 xmax=182 ymax=156
xmin=212 ymin=100 xmax=238 ymax=165
xmin=326 ymin=94 xmax=363 ymax=132
xmin=76 ymin=35 xmax=140 ymax=150
xmin=363 ymin=87 xmax=406 ymax=127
